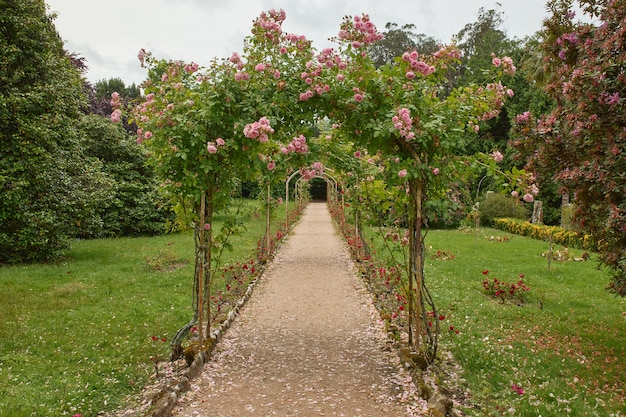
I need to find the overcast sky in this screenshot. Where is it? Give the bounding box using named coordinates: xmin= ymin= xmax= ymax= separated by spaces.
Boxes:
xmin=45 ymin=0 xmax=552 ymax=86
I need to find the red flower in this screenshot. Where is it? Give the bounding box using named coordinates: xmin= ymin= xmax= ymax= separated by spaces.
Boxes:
xmin=151 ymin=335 xmax=158 ymax=341
xmin=482 ymin=269 xmax=489 ymax=275
xmin=519 ymin=273 xmax=525 ymax=278
xmin=438 ymin=315 xmax=446 ymax=321
xmin=511 ymin=384 xmax=524 ymax=395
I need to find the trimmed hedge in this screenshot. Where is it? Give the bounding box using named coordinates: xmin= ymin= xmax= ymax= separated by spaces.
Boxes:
xmin=493 ymin=218 xmax=596 ymax=251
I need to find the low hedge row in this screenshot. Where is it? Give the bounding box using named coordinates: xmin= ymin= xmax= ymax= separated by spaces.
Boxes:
xmin=493 ymin=218 xmax=596 ymax=251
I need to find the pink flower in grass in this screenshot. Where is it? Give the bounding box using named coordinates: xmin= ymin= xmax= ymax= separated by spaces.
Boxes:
xmin=511 ymin=384 xmax=524 ymax=395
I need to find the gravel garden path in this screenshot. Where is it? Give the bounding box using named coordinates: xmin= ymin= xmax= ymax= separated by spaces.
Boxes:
xmin=170 ymin=202 xmax=421 ymax=416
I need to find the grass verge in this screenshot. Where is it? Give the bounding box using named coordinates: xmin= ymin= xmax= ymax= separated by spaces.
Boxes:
xmin=0 ymin=199 xmax=294 ymax=417
xmin=363 ymin=225 xmax=625 ymax=416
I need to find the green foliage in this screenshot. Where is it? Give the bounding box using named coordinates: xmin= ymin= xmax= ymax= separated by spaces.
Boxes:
xmin=78 ymin=115 xmax=173 ymax=237
xmin=0 ymin=0 xmax=112 ymax=263
xmin=478 ymin=193 xmax=529 ymax=225
xmin=512 ymin=0 xmax=626 ymax=295
xmin=94 ymin=77 xmax=140 ymax=101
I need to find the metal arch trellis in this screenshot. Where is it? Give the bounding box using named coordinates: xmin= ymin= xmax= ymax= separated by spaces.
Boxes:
xmin=284 ymin=169 xmax=338 ymax=225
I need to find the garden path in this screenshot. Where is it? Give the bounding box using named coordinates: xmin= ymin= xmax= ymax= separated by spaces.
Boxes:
xmin=170 ymin=201 xmax=420 ymax=417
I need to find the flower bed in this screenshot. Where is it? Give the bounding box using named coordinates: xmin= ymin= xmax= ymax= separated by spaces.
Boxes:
xmin=493 ymin=218 xmax=595 ymax=251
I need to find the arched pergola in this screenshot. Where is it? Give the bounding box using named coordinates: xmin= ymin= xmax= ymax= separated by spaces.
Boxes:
xmin=284 ymin=169 xmax=339 ymax=225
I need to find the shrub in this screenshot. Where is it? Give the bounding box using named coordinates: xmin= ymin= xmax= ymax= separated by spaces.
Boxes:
xmin=493 ymin=218 xmax=596 ymax=251
xmin=478 ymin=193 xmax=528 ymax=226
xmin=481 ymin=270 xmax=530 ymax=305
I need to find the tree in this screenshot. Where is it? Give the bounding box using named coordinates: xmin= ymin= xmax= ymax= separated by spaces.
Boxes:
xmin=370 ymin=22 xmax=439 ymax=68
xmin=512 ymin=0 xmax=625 ymax=295
xmin=78 ymin=115 xmax=173 ymax=238
xmin=0 ymin=0 xmax=110 ymax=263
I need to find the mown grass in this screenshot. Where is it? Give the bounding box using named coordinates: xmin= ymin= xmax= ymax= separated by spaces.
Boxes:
xmin=0 ymin=199 xmax=284 ymax=417
xmin=365 ymin=225 xmax=625 ymax=416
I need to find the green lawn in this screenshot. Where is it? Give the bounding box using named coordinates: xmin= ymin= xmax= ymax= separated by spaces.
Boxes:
xmin=0 ymin=199 xmax=283 ymax=417
xmin=414 ymin=227 xmax=624 ymax=416
xmin=1 ymin=209 xmax=624 ymax=417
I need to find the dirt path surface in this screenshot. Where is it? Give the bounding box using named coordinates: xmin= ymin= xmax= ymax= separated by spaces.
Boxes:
xmin=171 ymin=202 xmax=421 ymax=416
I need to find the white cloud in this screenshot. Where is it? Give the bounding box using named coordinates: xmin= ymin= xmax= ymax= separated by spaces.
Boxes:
xmin=46 ymin=0 xmax=551 ymax=85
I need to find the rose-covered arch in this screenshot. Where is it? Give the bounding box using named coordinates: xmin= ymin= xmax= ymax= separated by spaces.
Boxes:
xmin=113 ymin=9 xmax=529 ymax=362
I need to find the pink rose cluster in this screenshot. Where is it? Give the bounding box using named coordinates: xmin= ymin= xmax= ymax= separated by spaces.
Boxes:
xmin=110 ymin=92 xmax=122 ymax=122
xmin=300 ymin=162 xmax=324 ymax=180
xmin=298 ymin=59 xmax=331 ymax=101
xmin=284 ymin=32 xmax=310 ymax=52
xmin=402 ymin=51 xmax=436 ymax=79
xmin=207 ymin=137 xmax=226 ymax=154
xmin=337 ymin=14 xmax=384 ymax=48
xmin=392 ymin=107 xmax=415 ymax=141
xmin=512 ymin=183 xmax=539 ymax=203
xmin=184 ymin=62 xmax=199 ymax=74
xmin=253 ymin=9 xmax=287 ymax=42
xmin=433 ymin=44 xmax=462 ymax=62
xmin=514 ymin=111 xmax=531 ymax=124
xmin=243 ymin=117 xmax=274 ymax=143
xmin=491 ymin=150 xmax=504 ymax=162
xmin=475 ymin=82 xmax=512 ymax=122
xmin=491 ymin=54 xmax=516 ymax=75
xmin=281 ymin=134 xmax=309 ymax=154
xmin=137 ymin=48 xmax=146 ymax=67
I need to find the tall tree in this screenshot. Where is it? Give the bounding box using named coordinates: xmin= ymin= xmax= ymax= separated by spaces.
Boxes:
xmin=370 ymin=22 xmax=439 ymax=68
xmin=0 ymin=0 xmax=109 ymax=262
xmin=512 ymin=0 xmax=625 ymax=295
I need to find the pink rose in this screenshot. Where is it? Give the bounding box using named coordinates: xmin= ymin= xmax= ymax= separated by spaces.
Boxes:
xmin=398 ymin=169 xmax=408 ymax=178
xmin=491 ymin=151 xmax=504 ymax=162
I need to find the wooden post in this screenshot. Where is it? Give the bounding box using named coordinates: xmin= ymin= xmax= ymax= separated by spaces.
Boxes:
xmin=407 ymin=178 xmax=423 ymax=351
xmin=265 ymin=182 xmax=271 ymax=260
xmin=204 ymin=188 xmax=214 ymax=338
xmin=197 ymin=192 xmax=205 ymax=346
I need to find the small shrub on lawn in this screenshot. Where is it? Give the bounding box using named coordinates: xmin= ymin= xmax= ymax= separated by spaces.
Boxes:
xmin=479 ymin=193 xmax=528 ymax=226
xmin=481 ymin=270 xmax=530 ymax=305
